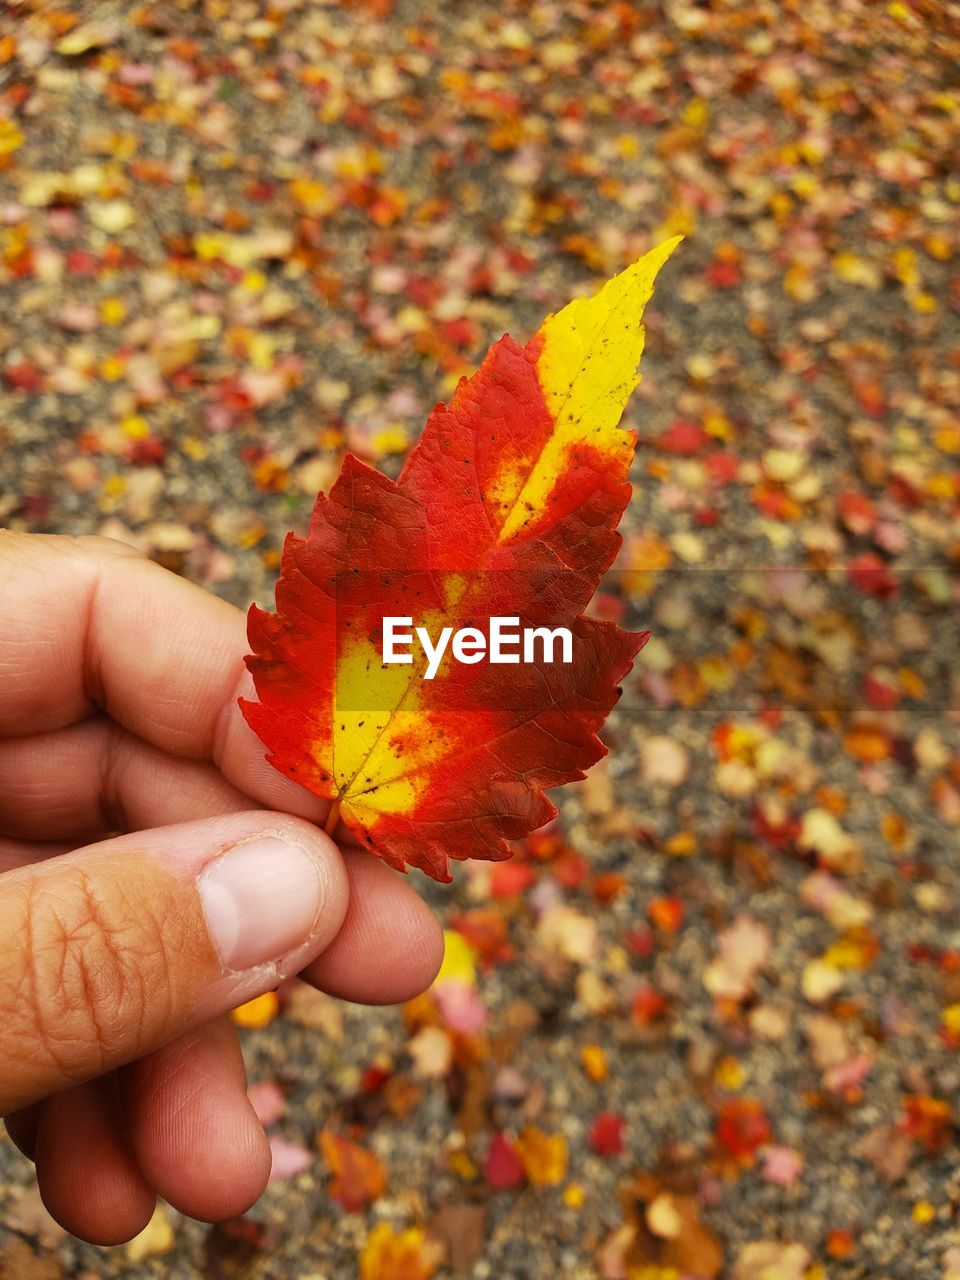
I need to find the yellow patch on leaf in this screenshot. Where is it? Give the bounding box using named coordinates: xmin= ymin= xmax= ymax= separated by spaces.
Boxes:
xmin=496 ymin=238 xmax=681 ymax=541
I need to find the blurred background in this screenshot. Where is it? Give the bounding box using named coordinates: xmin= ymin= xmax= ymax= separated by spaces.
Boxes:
xmin=1 ymin=1 xmax=959 ymax=1276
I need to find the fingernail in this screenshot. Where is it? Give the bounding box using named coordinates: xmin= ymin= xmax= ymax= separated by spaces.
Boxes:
xmin=198 ymin=837 xmax=325 ymax=970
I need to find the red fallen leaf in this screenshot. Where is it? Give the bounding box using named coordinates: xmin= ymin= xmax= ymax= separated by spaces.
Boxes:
xmin=751 ymin=484 xmax=800 ymax=521
xmin=450 ymin=909 xmax=512 ymax=968
xmin=900 ymin=1094 xmax=953 ymax=1154
xmin=847 ymin=553 xmax=898 ymax=600
xmin=484 ymin=1132 xmax=526 ymax=1189
xmin=489 ymin=860 xmax=536 ymax=898
xmin=624 ymin=927 xmax=655 ymax=958
xmin=319 ymin=1130 xmax=387 ymax=1210
xmin=714 ymin=1099 xmax=772 ymax=1166
xmin=65 ymin=249 xmax=99 ymax=275
xmin=588 ymin=1112 xmax=625 ymax=1157
xmin=838 ymin=490 xmax=876 ymax=536
xmin=652 ymin=418 xmax=710 ymax=455
xmin=524 ymin=829 xmax=570 ymax=862
xmin=127 ymin=437 xmax=166 ymax=466
xmin=15 ymin=494 xmax=51 ymax=523
xmin=862 ymin=670 xmax=900 ymax=711
xmin=632 ymin=985 xmax=668 ymax=1026
xmin=553 ymin=849 xmax=590 ymax=888
xmin=707 ymin=451 xmax=739 ymax=485
xmin=241 ymin=242 xmax=680 ymax=880
xmin=439 ymin=316 xmax=479 ymax=349
xmin=888 ymin=474 xmax=922 ymax=508
xmin=3 ymin=361 xmax=44 ymax=393
xmin=361 ymin=1063 xmax=392 ymax=1093
xmin=751 ymin=803 xmax=800 ymax=848
xmin=706 ymin=259 xmax=742 ymax=288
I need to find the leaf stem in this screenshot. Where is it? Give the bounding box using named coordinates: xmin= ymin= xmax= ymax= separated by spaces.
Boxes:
xmin=324 ymin=800 xmax=341 ymax=836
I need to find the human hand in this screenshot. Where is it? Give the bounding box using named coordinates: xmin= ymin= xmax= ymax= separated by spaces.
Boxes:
xmin=0 ymin=532 xmax=443 ymax=1245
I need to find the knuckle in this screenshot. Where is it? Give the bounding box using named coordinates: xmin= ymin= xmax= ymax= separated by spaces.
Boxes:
xmin=5 ymin=866 xmax=174 ymax=1080
xmin=71 ymin=532 xmax=147 ymax=563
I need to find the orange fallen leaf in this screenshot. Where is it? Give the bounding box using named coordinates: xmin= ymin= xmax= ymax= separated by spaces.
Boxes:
xmin=359 ymin=1223 xmax=444 ymax=1280
xmin=320 ymin=1130 xmax=387 ymax=1211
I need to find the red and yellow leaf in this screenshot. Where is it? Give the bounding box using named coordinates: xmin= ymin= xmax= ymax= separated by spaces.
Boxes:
xmin=241 ymin=239 xmax=679 ymax=880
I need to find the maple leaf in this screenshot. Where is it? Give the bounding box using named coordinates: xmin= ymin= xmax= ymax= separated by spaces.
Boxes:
xmin=241 ymin=239 xmax=679 ymax=880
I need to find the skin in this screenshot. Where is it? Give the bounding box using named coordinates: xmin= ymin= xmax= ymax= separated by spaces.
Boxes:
xmin=0 ymin=531 xmax=444 ymax=1244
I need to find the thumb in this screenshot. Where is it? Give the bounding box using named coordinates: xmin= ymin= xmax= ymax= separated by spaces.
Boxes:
xmin=0 ymin=810 xmax=349 ymax=1115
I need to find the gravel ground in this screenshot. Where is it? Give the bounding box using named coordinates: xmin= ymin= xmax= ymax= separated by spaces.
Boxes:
xmin=1 ymin=1 xmax=959 ymax=1277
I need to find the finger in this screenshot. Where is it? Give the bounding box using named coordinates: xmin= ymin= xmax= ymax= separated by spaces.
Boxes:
xmin=302 ymin=851 xmax=444 ymax=1004
xmin=121 ymin=1018 xmax=270 ymax=1222
xmin=0 ymin=529 xmax=330 ymax=825
xmin=0 ymin=810 xmax=349 ymax=1115
xmin=213 ymin=666 xmax=336 ymax=826
xmin=0 ymin=715 xmax=254 ymax=842
xmin=8 ymin=1022 xmax=269 ymax=1235
xmin=34 ymin=1078 xmax=156 ymax=1246
xmin=0 ymin=837 xmax=74 ymax=873
xmin=0 ymin=531 xmax=246 ymax=752
xmin=3 ymin=1103 xmax=41 ymax=1158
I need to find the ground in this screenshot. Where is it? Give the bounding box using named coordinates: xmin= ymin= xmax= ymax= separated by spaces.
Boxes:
xmin=1 ymin=1 xmax=960 ymax=1277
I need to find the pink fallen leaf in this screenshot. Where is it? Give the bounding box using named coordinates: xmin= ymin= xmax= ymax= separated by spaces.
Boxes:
xmin=761 ymin=1146 xmax=804 ymax=1186
xmin=268 ymin=1136 xmax=314 ymax=1182
xmin=434 ymin=980 xmax=488 ymax=1034
xmin=248 ymin=1080 xmax=287 ymax=1127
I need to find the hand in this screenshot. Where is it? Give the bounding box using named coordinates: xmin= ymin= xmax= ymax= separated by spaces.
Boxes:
xmin=0 ymin=532 xmax=443 ymax=1245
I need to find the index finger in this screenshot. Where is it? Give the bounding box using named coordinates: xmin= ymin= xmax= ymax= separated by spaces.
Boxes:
xmin=0 ymin=531 xmax=245 ymax=755
xmin=0 ymin=531 xmax=339 ymax=828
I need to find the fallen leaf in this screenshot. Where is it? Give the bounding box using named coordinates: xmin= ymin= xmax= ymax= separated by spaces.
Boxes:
xmin=703 ymin=915 xmax=771 ymax=1001
xmin=231 ymin=991 xmax=279 ymax=1028
xmin=515 ymin=1125 xmax=568 ymax=1186
xmin=2 ymin=1186 xmax=65 ymax=1249
xmin=126 ymin=1204 xmax=175 ymax=1262
xmin=429 ymin=1203 xmax=487 ymax=1274
xmin=268 ymin=1136 xmax=314 ymax=1181
xmin=359 ymin=1223 xmax=444 ymax=1280
xmin=588 ymin=1112 xmax=626 ymax=1157
xmin=320 ymin=1130 xmax=387 ymax=1210
xmin=484 ymin=1132 xmax=526 ymax=1190
xmin=408 ymin=1025 xmax=454 ymax=1077
xmin=854 ymin=1124 xmax=913 ymax=1183
xmin=0 ymin=1238 xmax=63 ymax=1280
xmin=247 ymin=1080 xmax=287 ymax=1127
xmin=733 ymin=1241 xmax=811 ymax=1280
xmin=761 ymin=1146 xmax=804 ymax=1185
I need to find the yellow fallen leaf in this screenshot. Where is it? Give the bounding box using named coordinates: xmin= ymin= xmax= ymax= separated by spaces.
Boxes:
xmin=516 ymin=1126 xmax=567 ymax=1186
xmin=126 ymin=1203 xmax=174 ymax=1262
xmin=231 ymin=991 xmax=279 ymax=1028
